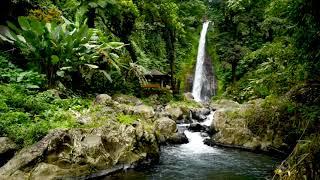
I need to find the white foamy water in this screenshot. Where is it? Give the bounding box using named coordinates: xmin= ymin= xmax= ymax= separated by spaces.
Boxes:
xmin=180 ymin=130 xmax=219 ymax=154
xmin=200 ymin=111 xmax=215 ymax=127
xmin=192 ymin=21 xmax=210 ymax=102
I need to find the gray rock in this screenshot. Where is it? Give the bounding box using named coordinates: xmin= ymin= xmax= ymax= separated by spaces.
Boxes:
xmin=183 ymin=93 xmax=194 ymax=101
xmin=0 ymin=124 xmax=160 ymax=178
xmin=154 ymin=117 xmax=177 ymax=143
xmin=188 ymin=123 xmax=206 ymax=132
xmin=77 ymin=115 xmax=92 ymax=125
xmin=112 ymin=94 xmax=143 ymax=106
xmin=191 ymin=108 xmax=210 ymax=122
xmin=0 ymin=137 xmax=17 ymax=155
xmin=0 ymin=137 xmax=17 ymax=167
xmin=167 ymin=133 xmax=189 ymax=144
xmin=200 ymin=132 xmax=209 ymax=138
xmin=133 ymin=105 xmax=155 ymax=119
xmin=94 ymin=94 xmax=113 ymax=106
xmin=165 ymin=106 xmax=183 ymax=121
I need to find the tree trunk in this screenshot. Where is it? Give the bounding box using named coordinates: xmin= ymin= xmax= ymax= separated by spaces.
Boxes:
xmin=232 ymin=62 xmax=237 ymax=83
xmin=87 ymin=8 xmax=96 ymax=28
xmin=164 ymin=29 xmax=176 ymax=93
xmin=122 ymin=38 xmax=137 ymax=62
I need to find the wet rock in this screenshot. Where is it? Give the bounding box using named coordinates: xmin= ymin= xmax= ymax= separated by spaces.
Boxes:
xmin=191 ymin=108 xmax=210 ymax=122
xmin=0 ymin=137 xmax=17 ymax=167
xmin=30 ymin=163 xmax=68 ymax=180
xmin=200 ymin=132 xmax=209 ymax=138
xmin=167 ymin=133 xmax=189 ymax=144
xmin=94 ymin=94 xmax=113 ymax=106
xmin=154 ymin=117 xmax=177 ymax=143
xmin=188 ymin=123 xmax=206 ymax=132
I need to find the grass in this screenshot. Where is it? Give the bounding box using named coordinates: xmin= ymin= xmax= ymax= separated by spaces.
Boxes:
xmin=117 ymin=114 xmax=139 ymax=125
xmin=0 ymin=84 xmax=91 ymax=147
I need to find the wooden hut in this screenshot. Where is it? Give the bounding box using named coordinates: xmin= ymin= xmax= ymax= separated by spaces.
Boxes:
xmin=142 ymin=69 xmax=171 ymax=89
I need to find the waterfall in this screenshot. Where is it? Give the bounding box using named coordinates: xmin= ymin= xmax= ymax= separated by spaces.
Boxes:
xmin=192 ymin=21 xmax=210 ymax=102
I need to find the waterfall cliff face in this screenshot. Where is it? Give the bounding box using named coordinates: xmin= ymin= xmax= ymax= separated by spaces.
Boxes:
xmin=192 ymin=21 xmax=215 ymax=102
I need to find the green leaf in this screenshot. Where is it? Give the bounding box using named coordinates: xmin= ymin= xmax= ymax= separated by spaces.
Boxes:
xmin=84 ymin=64 xmax=99 ymax=69
xmin=99 ymin=70 xmax=112 ymax=82
xmin=18 ymin=17 xmax=31 ymax=31
xmin=51 ymin=55 xmax=60 ymax=64
xmin=56 ymin=70 xmax=65 ymax=77
xmin=26 ymin=84 xmax=40 ymax=89
xmin=17 ymin=72 xmax=27 ymax=82
xmin=110 ymin=53 xmax=119 ymax=59
xmin=7 ymin=21 xmax=20 ymax=33
xmin=0 ymin=34 xmax=13 ymax=43
xmin=60 ymin=66 xmax=72 ymax=70
xmin=45 ymin=23 xmax=52 ymax=33
xmin=107 ymin=42 xmax=125 ymax=49
xmin=30 ymin=20 xmax=45 ymax=36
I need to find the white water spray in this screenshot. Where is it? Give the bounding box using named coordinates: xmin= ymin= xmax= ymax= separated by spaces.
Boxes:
xmin=192 ymin=21 xmax=210 ymax=102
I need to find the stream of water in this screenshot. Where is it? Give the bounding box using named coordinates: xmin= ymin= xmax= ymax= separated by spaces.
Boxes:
xmin=107 ymin=113 xmax=279 ymax=180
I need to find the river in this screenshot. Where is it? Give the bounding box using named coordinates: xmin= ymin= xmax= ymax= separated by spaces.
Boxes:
xmin=105 ymin=113 xmax=279 ymax=180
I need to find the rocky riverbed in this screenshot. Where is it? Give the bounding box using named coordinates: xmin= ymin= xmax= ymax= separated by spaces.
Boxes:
xmin=0 ymin=95 xmax=286 ymax=179
xmin=0 ymin=94 xmax=212 ymax=179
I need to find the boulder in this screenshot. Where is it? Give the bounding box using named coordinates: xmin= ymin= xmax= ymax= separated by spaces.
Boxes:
xmin=167 ymin=133 xmax=189 ymax=144
xmin=0 ymin=137 xmax=17 ymax=156
xmin=94 ymin=94 xmax=113 ymax=106
xmin=183 ymin=93 xmax=194 ymax=101
xmin=0 ymin=123 xmax=160 ymax=178
xmin=0 ymin=137 xmax=17 ymax=167
xmin=209 ymin=106 xmax=277 ymax=152
xmin=154 ymin=117 xmax=177 ymax=143
xmin=112 ymin=94 xmax=143 ymax=106
xmin=165 ymin=106 xmax=183 ymax=121
xmin=133 ymin=105 xmax=155 ymax=119
xmin=188 ymin=123 xmax=206 ymax=132
xmin=210 ymin=99 xmax=240 ymax=110
xmin=191 ymin=108 xmax=210 ymax=122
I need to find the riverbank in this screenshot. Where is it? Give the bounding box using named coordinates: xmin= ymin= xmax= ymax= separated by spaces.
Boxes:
xmin=0 ymin=92 xmax=210 ymax=179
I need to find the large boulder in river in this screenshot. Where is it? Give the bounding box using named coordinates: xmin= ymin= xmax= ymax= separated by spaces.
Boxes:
xmin=188 ymin=123 xmax=206 ymax=132
xmin=0 ymin=122 xmax=160 ymax=178
xmin=0 ymin=137 xmax=17 ymax=167
xmin=167 ymin=132 xmax=189 ymax=144
xmin=154 ymin=117 xmax=177 ymax=143
xmin=190 ymin=108 xmax=210 ymax=122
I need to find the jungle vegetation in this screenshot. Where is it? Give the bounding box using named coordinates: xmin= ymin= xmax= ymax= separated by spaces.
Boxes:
xmin=0 ymin=0 xmax=319 ymax=179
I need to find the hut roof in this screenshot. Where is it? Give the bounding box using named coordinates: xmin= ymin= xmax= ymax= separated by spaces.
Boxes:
xmin=146 ymin=69 xmax=165 ymax=76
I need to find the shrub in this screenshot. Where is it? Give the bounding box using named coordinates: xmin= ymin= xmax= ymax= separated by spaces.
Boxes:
xmin=0 ymin=53 xmax=45 ymax=88
xmin=116 ymin=114 xmax=139 ymax=125
xmin=0 ymin=16 xmax=124 ymax=87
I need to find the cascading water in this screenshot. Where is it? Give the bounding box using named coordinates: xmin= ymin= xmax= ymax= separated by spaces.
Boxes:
xmin=192 ymin=21 xmax=210 ymax=102
xmin=109 ymin=112 xmax=279 ymax=179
